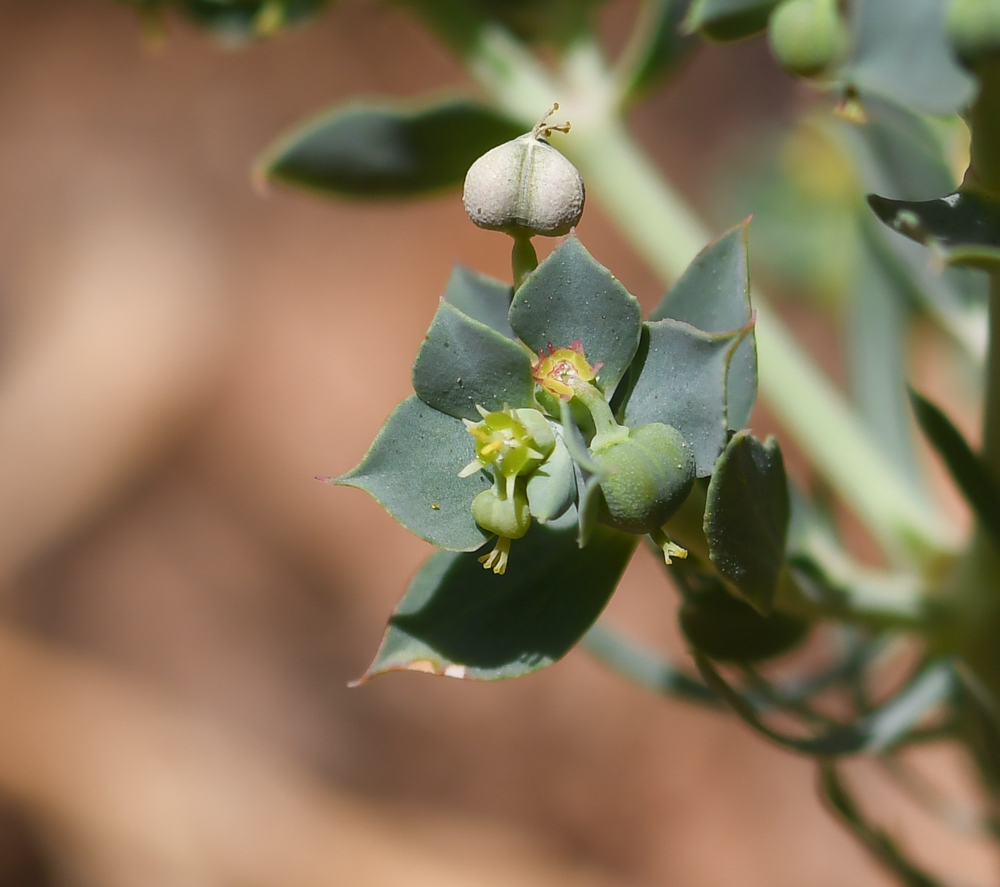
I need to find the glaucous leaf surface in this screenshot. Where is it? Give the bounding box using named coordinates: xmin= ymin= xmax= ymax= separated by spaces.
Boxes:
xmin=868 ymin=191 xmax=1000 ymax=269
xmin=679 ymin=577 xmax=809 ymax=662
xmin=684 ymin=0 xmax=779 ymax=41
xmin=510 ymin=236 xmax=643 ymax=394
xmin=840 ymin=0 xmax=975 ymax=115
xmin=651 ymin=220 xmax=757 ymax=430
xmin=412 ymin=302 xmax=534 ymax=421
xmin=704 ymin=431 xmax=789 ymax=614
xmin=837 ymin=98 xmax=957 ymax=202
xmin=259 ymin=99 xmax=523 ymax=198
xmin=443 ymin=265 xmax=515 ymax=340
xmin=623 ymin=320 xmax=746 ymax=476
xmin=336 ymin=396 xmax=490 ymax=551
xmin=620 ymin=0 xmax=697 ymax=100
xmin=357 ymin=514 xmax=637 ymax=681
xmin=525 ymin=434 xmax=578 ymax=523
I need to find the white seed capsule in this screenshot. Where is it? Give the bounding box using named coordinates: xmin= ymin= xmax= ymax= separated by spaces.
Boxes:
xmin=463 ymin=105 xmax=585 ymax=238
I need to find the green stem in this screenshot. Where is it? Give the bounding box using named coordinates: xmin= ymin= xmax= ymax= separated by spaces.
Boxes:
xmin=468 ymin=30 xmax=955 ymax=564
xmin=945 ymin=60 xmax=1000 ymax=761
xmin=950 ymin=274 xmax=1000 ymax=729
xmin=967 ymin=60 xmax=1000 ymax=198
xmin=511 ymin=232 xmax=538 ymax=291
xmin=572 ymin=380 xmax=622 ymax=441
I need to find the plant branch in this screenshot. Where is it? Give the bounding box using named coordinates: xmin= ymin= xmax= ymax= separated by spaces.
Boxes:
xmin=467 ymin=29 xmax=956 ymax=564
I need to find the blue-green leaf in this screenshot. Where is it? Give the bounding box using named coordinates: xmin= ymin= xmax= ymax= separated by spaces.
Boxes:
xmin=651 ymin=219 xmax=757 ymax=429
xmin=526 ymin=434 xmax=577 ymax=523
xmin=623 ymin=320 xmax=749 ymax=476
xmin=619 ymin=0 xmax=697 ymax=100
xmin=704 ymin=431 xmax=789 ymax=614
xmin=443 ymin=265 xmax=515 ymax=340
xmin=356 ymin=515 xmax=637 ymax=681
xmin=336 ymin=396 xmax=490 ymax=551
xmin=509 ymin=236 xmax=643 ymax=394
xmin=259 ymin=98 xmax=524 ymax=199
xmin=836 ymin=99 xmax=957 ymax=203
xmin=684 ymin=0 xmax=779 ymax=41
xmin=679 ymin=576 xmax=808 ymax=661
xmin=840 ymin=0 xmax=975 ymax=115
xmin=868 ymin=191 xmax=1000 ymax=270
xmin=412 ymin=301 xmax=533 ymax=421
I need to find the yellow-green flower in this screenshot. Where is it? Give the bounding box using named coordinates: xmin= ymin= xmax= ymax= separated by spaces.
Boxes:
xmin=531 ymin=339 xmax=603 ymax=399
xmin=459 ymin=405 xmax=555 ymax=498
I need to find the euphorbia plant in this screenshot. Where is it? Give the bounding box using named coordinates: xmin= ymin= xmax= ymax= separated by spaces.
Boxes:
xmin=114 ymin=0 xmax=1000 ymax=881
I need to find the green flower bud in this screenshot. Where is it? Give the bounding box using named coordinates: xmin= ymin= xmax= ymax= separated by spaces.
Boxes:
xmin=767 ymin=0 xmax=843 ymax=77
xmin=463 ymin=105 xmax=585 ymax=238
xmin=947 ymin=0 xmax=1000 ymax=65
xmin=592 ymin=423 xmax=695 ymax=535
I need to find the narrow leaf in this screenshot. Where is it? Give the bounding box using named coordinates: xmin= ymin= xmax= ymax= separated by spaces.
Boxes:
xmin=510 ymin=236 xmax=643 ymax=394
xmin=820 ymin=761 xmax=947 ymax=887
xmin=704 ymin=431 xmax=789 ymax=614
xmin=683 ymin=0 xmax=779 ymax=41
xmin=357 ymin=515 xmax=637 ymax=682
xmin=696 ymin=653 xmax=955 ymax=755
xmin=619 ymin=0 xmax=697 ymax=100
xmin=336 ymin=396 xmax=490 ymax=551
xmin=908 ymin=388 xmax=1000 ymax=549
xmin=259 ymin=98 xmax=523 ymax=198
xmin=868 ymin=191 xmax=1000 ymax=270
xmin=412 ymin=301 xmax=533 ymax=421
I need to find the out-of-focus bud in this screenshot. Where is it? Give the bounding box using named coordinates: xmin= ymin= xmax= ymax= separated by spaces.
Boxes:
xmin=463 ymin=104 xmax=585 ymax=237
xmin=767 ymin=0 xmax=843 ymax=77
xmin=947 ymin=0 xmax=1000 ymax=66
xmin=592 ymin=423 xmax=695 ymax=535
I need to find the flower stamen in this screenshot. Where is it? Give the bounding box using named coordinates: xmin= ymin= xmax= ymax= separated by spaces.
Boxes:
xmin=479 ymin=536 xmax=512 ymax=574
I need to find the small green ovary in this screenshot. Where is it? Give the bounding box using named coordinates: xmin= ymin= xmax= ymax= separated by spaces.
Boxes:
xmin=592 ymin=423 xmax=695 ymax=535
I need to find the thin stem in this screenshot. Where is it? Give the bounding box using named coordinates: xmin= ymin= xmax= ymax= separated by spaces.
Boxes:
xmin=983 ymin=274 xmax=1000 ymax=480
xmin=511 ymin=232 xmax=538 ymax=291
xmin=819 ymin=760 xmax=949 ymax=887
xmin=573 ymin=381 xmax=623 ymax=441
xmin=581 ymin=622 xmax=719 ymax=706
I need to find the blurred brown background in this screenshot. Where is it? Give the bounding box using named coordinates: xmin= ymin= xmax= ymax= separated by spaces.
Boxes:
xmin=0 ymin=1 xmax=989 ymax=884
